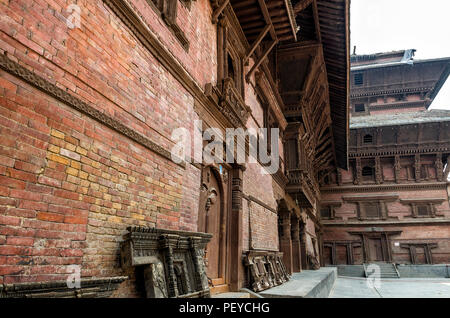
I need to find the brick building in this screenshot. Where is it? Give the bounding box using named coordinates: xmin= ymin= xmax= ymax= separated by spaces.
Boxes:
xmin=0 ymin=0 xmax=350 ymax=297
xmin=320 ymin=50 xmax=450 ymax=266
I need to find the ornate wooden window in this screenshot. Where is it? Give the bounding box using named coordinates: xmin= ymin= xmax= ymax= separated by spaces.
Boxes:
xmin=362 ymin=166 xmax=374 ymax=182
xmin=354 ymin=73 xmax=364 ymax=86
xmin=147 ymin=0 xmax=190 ymax=50
xmin=354 ymin=103 xmax=365 ymax=112
xmin=363 ymin=134 xmax=373 ymax=144
xmin=320 ymin=207 xmax=331 ymax=219
xmin=362 ymin=202 xmax=380 ymax=218
xmin=417 ymin=204 xmax=430 ymax=217
xmin=399 ymin=198 xmax=445 ymax=218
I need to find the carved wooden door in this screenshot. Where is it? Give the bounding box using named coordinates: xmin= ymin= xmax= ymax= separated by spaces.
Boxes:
xmin=323 ymin=246 xmax=332 ymax=265
xmin=368 ymin=238 xmax=383 ymax=262
xmin=198 ymin=167 xmax=223 ymax=281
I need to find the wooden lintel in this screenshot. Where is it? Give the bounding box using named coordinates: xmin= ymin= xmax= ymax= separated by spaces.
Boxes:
xmin=212 ymin=0 xmax=230 ymax=24
xmin=245 ymin=24 xmax=271 ymax=63
xmin=246 ymin=40 xmax=277 ymax=82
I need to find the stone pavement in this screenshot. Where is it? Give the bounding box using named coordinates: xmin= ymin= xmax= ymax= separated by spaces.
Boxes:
xmin=259 ymin=267 xmax=337 ymax=298
xmin=329 ymin=277 xmax=450 ymax=298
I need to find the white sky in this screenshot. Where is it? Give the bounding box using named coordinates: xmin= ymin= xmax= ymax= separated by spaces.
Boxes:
xmin=350 ymin=0 xmax=450 ymax=110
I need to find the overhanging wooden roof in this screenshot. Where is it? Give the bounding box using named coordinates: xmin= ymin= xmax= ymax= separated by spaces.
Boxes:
xmin=230 ymin=0 xmax=299 ymax=42
xmin=317 ymin=0 xmax=350 ymax=170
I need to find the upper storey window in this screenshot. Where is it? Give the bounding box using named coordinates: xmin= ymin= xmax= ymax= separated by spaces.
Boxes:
xmin=363 ymin=134 xmax=373 ymax=144
xmin=354 ymin=103 xmax=365 ymax=113
xmin=354 ymin=73 xmax=364 ymax=86
xmin=320 ymin=207 xmax=331 ymax=219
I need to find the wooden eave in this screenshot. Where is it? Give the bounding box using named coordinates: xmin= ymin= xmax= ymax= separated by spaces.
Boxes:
xmin=230 ymin=0 xmax=299 ymax=43
xmin=317 ymin=0 xmax=350 ymax=170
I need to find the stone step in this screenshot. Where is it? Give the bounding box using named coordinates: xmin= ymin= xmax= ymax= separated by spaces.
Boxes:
xmin=210 ymin=284 xmax=230 ymax=295
xmin=212 ymin=292 xmax=251 ymax=298
xmin=364 ymin=263 xmax=400 ymax=278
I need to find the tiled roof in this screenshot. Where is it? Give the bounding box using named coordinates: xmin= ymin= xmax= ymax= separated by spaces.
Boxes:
xmin=350 ymin=109 xmax=450 ymax=128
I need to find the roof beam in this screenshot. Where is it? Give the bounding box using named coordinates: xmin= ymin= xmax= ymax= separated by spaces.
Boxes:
xmin=257 ymin=0 xmax=278 ymax=41
xmin=246 ymin=40 xmax=278 ymax=82
xmin=245 ymin=24 xmax=272 ymax=64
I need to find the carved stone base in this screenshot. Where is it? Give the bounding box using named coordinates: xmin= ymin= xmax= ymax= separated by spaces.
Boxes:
xmin=0 ymin=277 xmax=128 ymax=298
xmin=120 ymin=227 xmax=212 ymax=298
xmin=243 ymin=251 xmax=290 ymax=292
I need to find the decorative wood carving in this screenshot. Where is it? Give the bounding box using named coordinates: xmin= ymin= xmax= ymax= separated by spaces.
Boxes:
xmin=375 ymin=156 xmax=383 ymax=184
xmin=435 ymin=153 xmax=444 ymax=181
xmin=120 ymin=227 xmax=212 ymax=298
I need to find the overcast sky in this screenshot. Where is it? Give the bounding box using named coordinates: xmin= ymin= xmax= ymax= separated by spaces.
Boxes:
xmin=350 ymin=0 xmax=450 ymax=110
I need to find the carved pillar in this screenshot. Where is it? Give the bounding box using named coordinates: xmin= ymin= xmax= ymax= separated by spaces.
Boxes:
xmin=161 ymin=235 xmax=178 ymax=297
xmin=354 ymin=158 xmax=362 ymax=185
xmin=380 ymin=201 xmax=388 ymax=220
xmin=290 ymin=214 xmax=302 ymax=273
xmin=190 ymin=237 xmax=210 ymax=292
xmin=375 ymin=156 xmax=383 ymax=184
xmin=414 ymin=154 xmax=421 ymax=182
xmin=336 ymin=168 xmax=342 ymax=186
xmin=376 ymin=128 xmax=382 ymax=146
xmin=279 ymin=210 xmax=293 ymax=274
xmin=394 ymin=155 xmax=401 ymax=183
xmin=435 ymin=153 xmax=444 ymax=181
xmin=230 ymin=164 xmax=245 ymax=291
xmin=444 ymin=155 xmax=450 ymax=181
xmin=299 ymin=217 xmax=308 ymax=269
xmin=217 ymin=16 xmax=226 ymax=90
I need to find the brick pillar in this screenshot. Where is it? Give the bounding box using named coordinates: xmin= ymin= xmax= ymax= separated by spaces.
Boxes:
xmin=291 ymin=214 xmax=302 ymax=272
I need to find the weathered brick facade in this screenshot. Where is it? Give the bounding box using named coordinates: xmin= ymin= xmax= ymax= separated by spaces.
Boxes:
xmin=320 ymin=50 xmax=450 ymax=266
xmin=0 ymin=0 xmax=350 ymax=296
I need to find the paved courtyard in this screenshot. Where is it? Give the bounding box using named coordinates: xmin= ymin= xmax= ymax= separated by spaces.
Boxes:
xmin=329 ymin=277 xmax=450 ymax=298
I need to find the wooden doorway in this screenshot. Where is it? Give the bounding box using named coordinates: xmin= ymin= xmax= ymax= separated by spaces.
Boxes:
xmin=368 ymin=238 xmax=384 ymax=262
xmin=198 ymin=165 xmax=229 ymax=294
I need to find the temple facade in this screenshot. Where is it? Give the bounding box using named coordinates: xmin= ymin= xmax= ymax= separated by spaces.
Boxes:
xmin=0 ymin=0 xmax=350 ymax=297
xmin=320 ymin=50 xmax=450 ymax=266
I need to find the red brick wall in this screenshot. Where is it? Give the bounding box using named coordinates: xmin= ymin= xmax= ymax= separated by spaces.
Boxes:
xmin=0 ymin=0 xmax=216 ymax=293
xmin=322 ymin=187 xmax=450 ymax=264
xmin=0 ymin=0 xmax=295 ymax=295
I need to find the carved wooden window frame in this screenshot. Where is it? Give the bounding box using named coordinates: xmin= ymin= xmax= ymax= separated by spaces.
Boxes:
xmin=354 ymin=73 xmax=364 ymax=86
xmin=320 ymin=206 xmax=333 ymax=220
xmin=352 ymin=102 xmax=369 ymax=116
xmin=356 ymin=201 xmax=388 ymax=220
xmin=216 ymin=11 xmax=246 ymax=99
xmin=147 ymin=0 xmax=190 ymax=51
xmin=410 ymin=203 xmax=436 ymax=218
